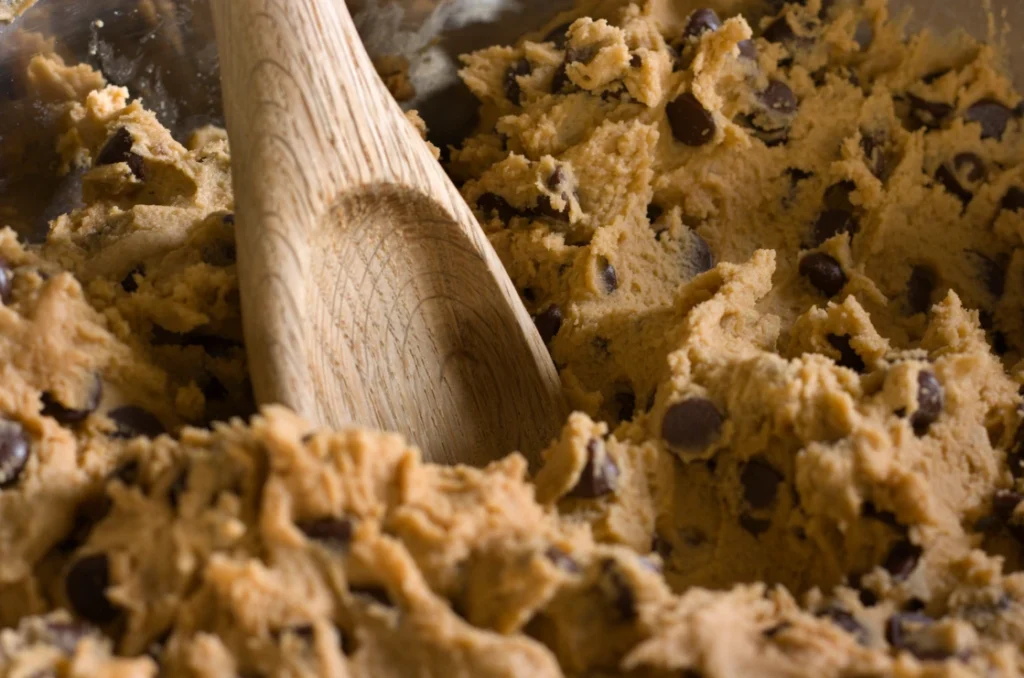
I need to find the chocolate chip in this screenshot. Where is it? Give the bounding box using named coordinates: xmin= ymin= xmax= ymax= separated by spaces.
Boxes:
xmin=544 ymin=546 xmax=581 ymax=573
xmin=66 ymin=554 xmax=119 ymax=624
xmin=739 ymin=514 xmax=772 ymax=535
xmin=883 ymin=540 xmax=922 ymax=581
xmin=504 ymin=59 xmax=532 ymax=106
xmin=907 ymin=94 xmax=952 ymax=129
xmin=862 ymin=501 xmax=900 ymax=527
xmin=964 ymin=100 xmax=1014 ymax=140
xmin=910 ymin=371 xmax=943 ymax=435
xmin=477 ymin=193 xmax=518 ymax=222
xmin=661 ymin=398 xmax=723 ymax=453
xmin=935 ymin=165 xmax=972 ymax=205
xmin=45 ymin=620 xmax=95 ymax=654
xmin=972 ymin=251 xmax=1008 ymax=298
xmin=108 ymin=407 xmax=165 ymax=439
xmin=788 ymin=168 xmax=813 ymax=184
xmin=799 ymin=252 xmax=847 ymax=297
xmin=741 ymin=457 xmax=783 ymax=509
xmin=853 ymin=21 xmax=874 ymax=50
xmin=544 ymin=22 xmax=572 ymax=49
xmin=598 ymin=257 xmax=618 ymax=293
xmin=827 ymin=334 xmax=865 ymax=373
xmin=551 ymin=61 xmax=572 ymax=94
xmin=886 ymin=612 xmax=938 ymax=657
xmin=568 ymin=438 xmax=619 ymax=499
xmin=600 ymin=560 xmax=636 ymax=620
xmin=824 ymin=181 xmax=857 ymax=212
xmin=760 ymin=80 xmax=797 ymax=115
xmin=150 ymin=326 xmax=244 ymax=358
xmin=737 ymin=39 xmax=757 ymax=60
xmin=222 ymin=213 xmax=235 ymax=225
xmin=821 ymin=606 xmax=870 ymax=645
xmin=0 ymin=419 xmax=26 ymax=489
xmin=860 ymin=133 xmax=888 ymax=179
xmin=992 ymin=489 xmax=1023 ymax=522
xmin=955 ymin=152 xmax=986 ymax=182
xmin=812 ymin=210 xmax=858 ymax=246
xmin=95 ymin=127 xmax=145 ymax=179
xmin=614 ymin=389 xmax=636 ymax=421
xmin=42 ymin=378 xmax=103 ymax=425
xmin=0 ymin=258 xmax=13 ymax=305
xmin=547 ymin=167 xmax=565 ymax=191
xmin=534 ymin=305 xmax=563 ymax=344
xmin=533 ymin=194 xmax=571 ymax=222
xmin=690 ymin=233 xmax=715 ymax=274
xmin=350 ymin=586 xmax=394 ymax=608
xmin=666 ymin=92 xmax=717 ymax=146
xmin=906 ymin=265 xmax=936 ymax=315
xmin=684 ymin=8 xmax=721 ymax=38
xmin=297 ymin=516 xmax=354 ymax=549
xmin=1001 ymin=187 xmax=1024 ymax=212
xmin=647 ymin=204 xmax=664 ymax=224
xmin=120 ymin=266 xmax=143 ymax=294
xmin=630 ymin=54 xmax=642 ymax=68
xmin=763 ymin=16 xmax=795 ymax=43
xmin=59 ymin=493 xmax=114 ymax=552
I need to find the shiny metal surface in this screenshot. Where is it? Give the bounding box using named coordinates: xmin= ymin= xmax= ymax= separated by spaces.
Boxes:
xmin=0 ymin=0 xmax=1020 ymax=232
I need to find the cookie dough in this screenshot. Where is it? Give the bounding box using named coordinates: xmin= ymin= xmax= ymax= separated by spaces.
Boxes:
xmin=1 ymin=0 xmax=1024 ymax=677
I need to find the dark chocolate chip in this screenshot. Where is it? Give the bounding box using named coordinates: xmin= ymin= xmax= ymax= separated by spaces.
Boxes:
xmin=65 ymin=554 xmax=119 ymax=624
xmin=547 ymin=167 xmax=565 ymax=190
xmin=477 ymin=192 xmax=518 ymax=222
xmin=992 ymin=489 xmax=1023 ymax=522
xmin=824 ymin=181 xmax=857 ymax=212
xmin=647 ymin=204 xmax=664 ymax=224
xmin=544 ymin=22 xmax=572 ymax=49
xmin=551 ymin=61 xmax=572 ymax=94
xmin=661 ymin=398 xmax=723 ymax=453
xmin=222 ymin=213 xmax=235 ymax=225
xmin=972 ymin=251 xmax=1008 ymax=298
xmin=861 ymin=133 xmax=888 ymax=179
xmin=350 ymin=586 xmax=394 ymax=608
xmin=532 ymin=194 xmax=571 ymax=222
xmin=45 ymin=620 xmax=95 ymax=654
xmin=763 ymin=16 xmax=795 ymax=43
xmin=886 ymin=612 xmax=944 ymax=658
xmin=42 ymin=378 xmax=103 ymax=425
xmin=600 ymin=560 xmax=636 ymax=620
xmin=568 ymin=438 xmax=619 ymax=499
xmin=935 ymin=164 xmax=973 ymax=205
xmin=630 ymin=54 xmax=642 ymax=68
xmin=150 ymin=326 xmax=243 ymax=358
xmin=787 ymin=168 xmax=813 ymax=184
xmin=0 ymin=419 xmax=27 ymax=490
xmin=739 ymin=514 xmax=772 ymax=535
xmin=504 ymin=59 xmax=532 ymax=106
xmin=954 ymin=152 xmax=986 ymax=182
xmin=684 ymin=8 xmax=722 ymax=38
xmin=741 ymin=457 xmax=783 ymax=509
xmin=853 ymin=21 xmax=874 ymax=50
xmin=201 ymin=374 xmax=229 ymax=402
xmin=907 ymin=94 xmax=952 ymax=128
xmin=689 ymin=233 xmax=715 ymax=274
xmin=107 ymin=406 xmax=165 ymax=439
xmin=1001 ymin=187 xmax=1024 ymax=212
xmin=598 ymin=257 xmax=618 ymax=294
xmin=120 ymin=266 xmax=143 ymax=294
xmin=544 ymin=546 xmax=581 ymax=573
xmin=534 ymin=305 xmax=563 ymax=344
xmin=297 ymin=516 xmax=354 ymax=549
xmin=737 ymin=39 xmax=757 ymax=60
xmin=0 ymin=258 xmax=13 ymax=305
xmin=910 ymin=371 xmax=943 ymax=435
xmin=964 ymin=100 xmax=1014 ymax=140
xmin=883 ymin=540 xmax=922 ymax=581
xmin=862 ymin=502 xmax=900 ymax=528
xmin=95 ymin=127 xmax=145 ymax=179
xmin=760 ymin=80 xmax=797 ymax=115
xmin=906 ymin=265 xmax=936 ymax=315
xmin=799 ymin=252 xmax=847 ymax=297
xmin=827 ymin=334 xmax=865 ymax=373
xmin=812 ymin=210 xmax=858 ymax=246
xmin=666 ymin=92 xmax=717 ymax=146
xmin=614 ymin=389 xmax=637 ymax=421
xmin=821 ymin=606 xmax=870 ymax=645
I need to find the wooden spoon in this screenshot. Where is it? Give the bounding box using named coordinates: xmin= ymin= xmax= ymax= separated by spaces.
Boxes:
xmin=210 ymin=0 xmax=565 ymax=465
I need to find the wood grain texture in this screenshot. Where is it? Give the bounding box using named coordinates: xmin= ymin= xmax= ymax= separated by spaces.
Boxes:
xmin=211 ymin=0 xmax=566 ymax=465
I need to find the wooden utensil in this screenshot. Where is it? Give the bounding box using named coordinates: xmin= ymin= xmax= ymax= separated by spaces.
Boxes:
xmin=210 ymin=0 xmax=565 ymax=465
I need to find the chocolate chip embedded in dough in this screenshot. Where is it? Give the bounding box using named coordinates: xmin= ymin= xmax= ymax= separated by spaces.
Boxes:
xmin=599 ymin=560 xmax=637 ymax=620
xmin=799 ymin=252 xmax=847 ymax=297
xmin=910 ymin=371 xmax=943 ymax=436
xmin=1001 ymin=186 xmax=1024 ymax=212
xmin=964 ymin=99 xmax=1014 ymax=140
xmin=992 ymin=490 xmax=1024 ymax=522
xmin=119 ymin=265 xmax=143 ymax=294
xmin=824 ymin=181 xmax=857 ymax=212
xmin=598 ymin=257 xmax=618 ymax=294
xmin=666 ymin=92 xmax=717 ymax=147
xmin=503 ymin=59 xmax=532 ymax=106
xmin=661 ymin=397 xmax=723 ymax=453
xmin=811 ymin=210 xmax=858 ymax=246
xmin=737 ymin=39 xmax=758 ymax=60
xmin=760 ymin=80 xmax=797 ymax=115
xmin=550 ymin=61 xmax=573 ymax=94
xmin=762 ymin=16 xmax=795 ymax=43
xmin=886 ymin=612 xmax=949 ymax=659
xmin=0 ymin=258 xmax=12 ymax=305
xmin=534 ymin=304 xmax=563 ymax=344
xmin=630 ymin=54 xmax=642 ymax=68
xmin=614 ymin=388 xmax=636 ymax=422
xmin=741 ymin=457 xmax=783 ymax=509
xmin=820 ymin=606 xmax=870 ymax=645
xmin=568 ymin=438 xmax=619 ymax=499
xmin=41 ymin=377 xmax=103 ymax=425
xmin=647 ymin=203 xmax=664 ymax=224
xmin=934 ymin=165 xmax=972 ymax=206
xmin=65 ymin=553 xmax=120 ymax=624
xmin=684 ymin=8 xmax=722 ymax=38
xmin=476 ymin=192 xmax=517 ymax=223
xmin=689 ymin=233 xmax=715 ymax=274
xmin=907 ymin=94 xmax=952 ymax=129
xmin=971 ymin=251 xmax=1008 ymax=298
xmin=739 ymin=514 xmax=772 ymax=535
xmin=95 ymin=127 xmax=146 ymax=180
xmin=297 ymin=516 xmax=354 ymax=550
xmin=853 ymin=21 xmax=874 ymax=50
xmin=862 ymin=501 xmax=900 ymax=527
xmin=954 ymin=152 xmax=986 ymax=182
xmin=826 ymin=334 xmax=865 ymax=373
xmin=883 ymin=539 xmax=922 ymax=581
xmin=532 ymin=194 xmax=571 ymax=222
xmin=906 ymin=265 xmax=936 ymax=315
xmin=544 ymin=546 xmax=581 ymax=573
xmin=860 ymin=133 xmax=888 ymax=179
xmin=108 ymin=406 xmax=165 ymax=439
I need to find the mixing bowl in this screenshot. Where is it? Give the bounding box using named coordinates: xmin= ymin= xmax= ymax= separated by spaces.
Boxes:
xmin=0 ymin=0 xmax=1020 ymax=240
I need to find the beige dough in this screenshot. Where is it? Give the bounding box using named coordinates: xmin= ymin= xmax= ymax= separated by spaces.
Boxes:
xmin=0 ymin=0 xmax=1024 ymax=677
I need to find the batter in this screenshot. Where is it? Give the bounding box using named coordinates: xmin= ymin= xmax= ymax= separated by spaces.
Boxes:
xmin=1 ymin=0 xmax=1024 ymax=676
